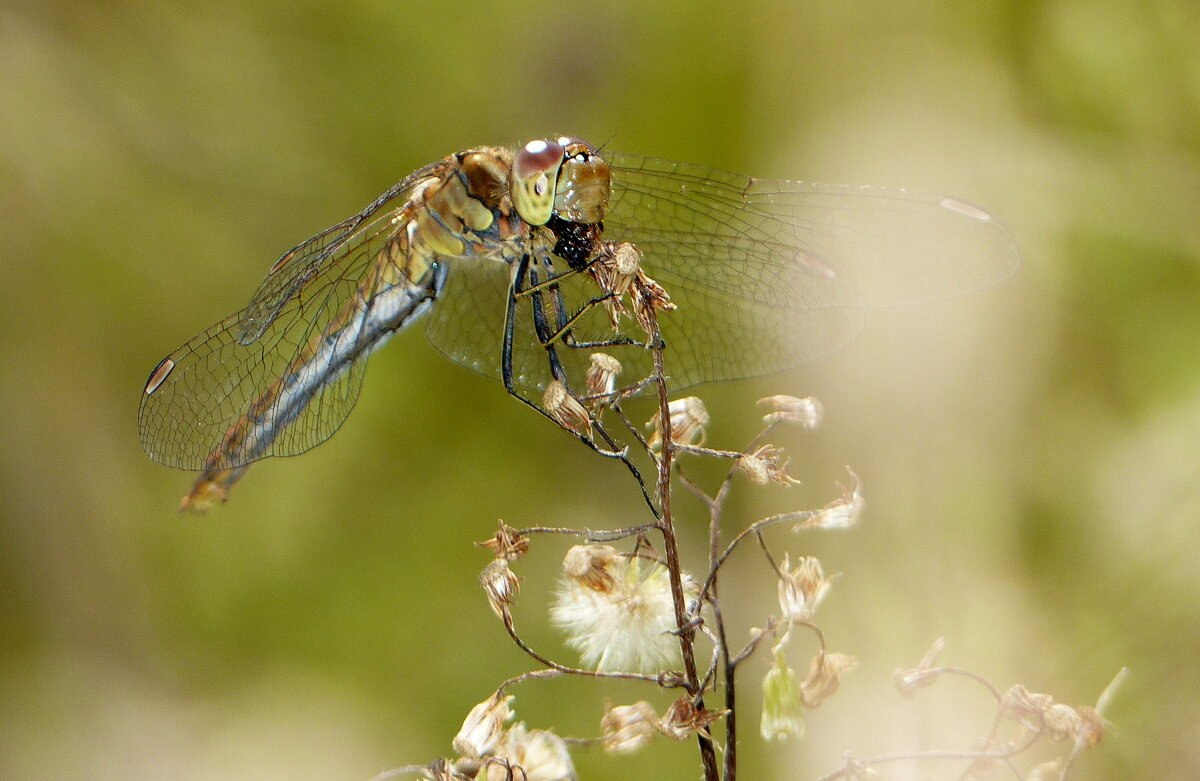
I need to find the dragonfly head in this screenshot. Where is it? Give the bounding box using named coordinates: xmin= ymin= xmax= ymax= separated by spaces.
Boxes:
xmin=511 ymin=138 xmax=566 ymax=226
xmin=510 ymin=137 xmax=611 ymax=227
xmin=552 ymin=136 xmax=610 ymax=224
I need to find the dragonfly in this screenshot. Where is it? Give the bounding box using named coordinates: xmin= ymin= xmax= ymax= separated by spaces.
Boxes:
xmin=139 ymin=136 xmax=1019 ymax=509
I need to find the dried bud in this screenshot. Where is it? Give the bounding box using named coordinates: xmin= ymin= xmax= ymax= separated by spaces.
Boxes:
xmin=479 ymin=559 xmax=521 ymax=617
xmin=601 ymin=701 xmax=658 ymax=754
xmin=453 ymin=691 xmax=514 ymax=759
xmin=1002 ymin=685 xmax=1053 ymax=723
xmin=893 ymin=636 xmax=946 ymax=698
xmin=478 ymin=520 xmax=529 ymax=561
xmin=543 ymin=380 xmax=591 ymax=436
xmin=562 ymin=544 xmax=619 ymax=591
xmin=760 ymin=651 xmax=804 ymax=741
xmin=484 ymin=724 xmax=575 ymax=781
xmin=777 ymin=554 xmax=831 ymax=623
xmin=738 ymin=444 xmax=801 ymax=487
xmin=758 ymin=394 xmax=823 ymax=429
xmin=647 ymin=396 xmax=709 ymax=450
xmin=657 ymin=696 xmax=727 ymax=741
xmin=800 ymin=651 xmax=857 ymax=708
xmin=797 ymin=467 xmax=864 ymax=530
xmin=586 ymin=353 xmax=623 ymax=400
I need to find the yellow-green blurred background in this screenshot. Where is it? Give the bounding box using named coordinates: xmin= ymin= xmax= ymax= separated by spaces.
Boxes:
xmin=2 ymin=0 xmax=1197 ymax=778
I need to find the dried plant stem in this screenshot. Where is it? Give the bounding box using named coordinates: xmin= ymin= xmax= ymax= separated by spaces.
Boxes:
xmin=645 ymin=307 xmax=720 ymax=781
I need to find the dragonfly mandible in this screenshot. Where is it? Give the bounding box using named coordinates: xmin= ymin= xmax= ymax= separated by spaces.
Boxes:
xmin=139 ymin=136 xmax=1018 ymax=509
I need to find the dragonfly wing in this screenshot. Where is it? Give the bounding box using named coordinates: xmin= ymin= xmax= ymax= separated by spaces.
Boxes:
xmin=606 ymin=153 xmax=1020 ymax=387
xmin=139 ymin=199 xmax=443 ymax=470
xmin=237 ymin=160 xmax=450 ymax=344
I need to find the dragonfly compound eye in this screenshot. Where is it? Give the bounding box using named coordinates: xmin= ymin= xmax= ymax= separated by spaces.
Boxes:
xmin=511 ymin=138 xmax=566 ymax=225
xmin=553 ymin=140 xmax=610 ymax=224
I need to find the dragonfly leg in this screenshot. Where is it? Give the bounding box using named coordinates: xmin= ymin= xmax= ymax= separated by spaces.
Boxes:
xmin=501 ymin=254 xmax=657 ymax=514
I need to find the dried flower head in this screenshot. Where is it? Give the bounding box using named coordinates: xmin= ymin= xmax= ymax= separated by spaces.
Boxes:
xmin=799 ymin=651 xmax=857 ymax=708
xmin=777 ymin=554 xmax=831 ymax=623
xmin=758 ymin=394 xmax=823 ymax=429
xmin=760 ymin=650 xmax=804 ymax=741
xmin=797 ymin=468 xmax=864 ymax=530
xmin=893 ymin=636 xmax=947 ymax=698
xmin=561 ymin=544 xmax=619 ymax=592
xmin=478 ymin=521 xmax=529 ymax=561
xmin=485 ymin=723 xmax=576 ymax=781
xmin=587 ymin=242 xmax=675 ymax=335
xmin=453 ymin=691 xmax=514 ymax=759
xmin=601 ymin=701 xmax=658 ymax=754
xmin=551 ymin=553 xmax=690 ymax=672
xmin=657 ymin=696 xmax=727 ymax=741
xmin=479 ymin=559 xmax=521 ymax=617
xmin=738 ymin=444 xmax=801 ymax=487
xmin=647 ymin=396 xmax=709 ymax=450
xmin=543 ymin=381 xmax=591 ymax=436
xmin=1000 ymin=683 xmax=1110 ymax=750
xmin=585 ymin=353 xmax=623 ymax=401
xmin=1002 ymin=684 xmax=1056 ymax=733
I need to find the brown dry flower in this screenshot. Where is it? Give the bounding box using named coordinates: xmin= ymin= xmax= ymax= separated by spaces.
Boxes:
xmin=799 ymin=651 xmax=857 ymax=708
xmin=479 ymin=559 xmax=521 ymax=618
xmin=585 ymin=353 xmax=623 ymax=400
xmin=600 ymin=701 xmax=658 ymax=754
xmin=738 ymin=444 xmax=801 ymax=487
xmin=452 ymin=691 xmax=514 ymax=760
xmin=893 ymin=636 xmax=947 ymax=698
xmin=478 ymin=521 xmax=529 ymax=561
xmin=657 ymin=696 xmax=727 ymax=741
xmin=647 ymin=396 xmax=709 ymax=451
xmin=758 ymin=394 xmax=823 ymax=429
xmin=561 ymin=544 xmax=620 ymax=592
xmin=796 ymin=467 xmax=864 ymax=530
xmin=543 ymin=380 xmax=591 ymax=436
xmin=777 ymin=554 xmax=832 ymax=623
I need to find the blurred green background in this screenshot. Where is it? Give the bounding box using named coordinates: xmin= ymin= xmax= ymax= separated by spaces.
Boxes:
xmin=2 ymin=0 xmax=1197 ymax=778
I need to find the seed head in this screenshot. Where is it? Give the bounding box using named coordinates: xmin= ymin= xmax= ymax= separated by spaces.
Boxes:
xmin=585 ymin=353 xmax=623 ymax=400
xmin=551 ymin=552 xmax=689 ymax=673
